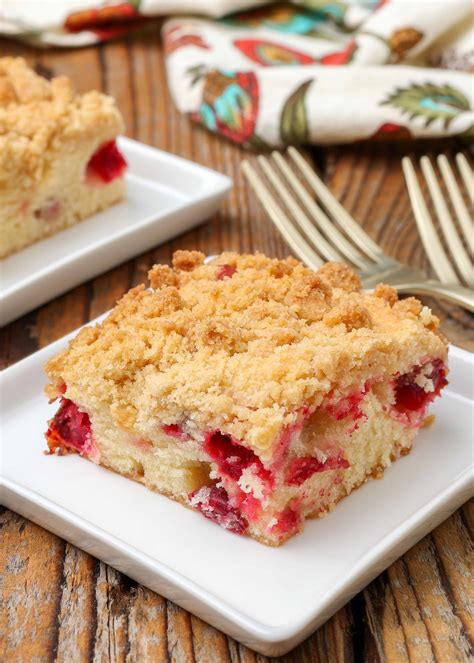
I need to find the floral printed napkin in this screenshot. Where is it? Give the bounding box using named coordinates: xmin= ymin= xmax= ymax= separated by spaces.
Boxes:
xmin=1 ymin=0 xmax=473 ymax=146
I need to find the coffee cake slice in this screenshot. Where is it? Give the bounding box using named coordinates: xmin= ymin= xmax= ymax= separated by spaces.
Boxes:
xmin=0 ymin=57 xmax=127 ymax=259
xmin=44 ymin=252 xmax=448 ymax=545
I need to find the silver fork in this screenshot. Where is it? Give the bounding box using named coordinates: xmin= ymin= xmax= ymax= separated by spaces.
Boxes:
xmin=402 ymin=154 xmax=473 ymax=288
xmin=241 ymin=147 xmax=473 ymax=312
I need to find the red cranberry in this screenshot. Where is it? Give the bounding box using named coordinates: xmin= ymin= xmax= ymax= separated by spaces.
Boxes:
xmin=203 ymin=431 xmax=272 ymax=483
xmin=86 ymin=140 xmax=127 ymax=184
xmin=269 ymin=507 xmax=301 ymax=536
xmin=395 ymin=360 xmax=447 ymax=413
xmin=324 ymin=387 xmax=368 ymax=421
xmin=216 ymin=264 xmax=236 ymax=280
xmin=239 ymin=492 xmax=261 ymax=521
xmin=46 ymin=398 xmax=92 ymax=453
xmin=161 ymin=423 xmax=187 ymax=440
xmin=286 ymin=453 xmax=350 ymax=486
xmin=189 ymin=486 xmax=247 ymax=534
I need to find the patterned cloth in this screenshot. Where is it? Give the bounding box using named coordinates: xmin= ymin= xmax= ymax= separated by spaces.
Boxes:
xmin=1 ymin=1 xmax=473 ymax=146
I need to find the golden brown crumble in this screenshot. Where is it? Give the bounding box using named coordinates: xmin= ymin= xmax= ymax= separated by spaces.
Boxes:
xmin=45 ymin=252 xmax=447 ymax=454
xmin=419 ymin=305 xmax=441 ymax=332
xmin=0 ymin=57 xmax=123 ymax=186
xmin=195 ymin=319 xmax=245 ymax=354
xmin=172 ymin=250 xmax=205 ymax=271
xmin=393 ymin=297 xmax=423 ymax=318
xmin=317 ymin=262 xmax=362 ymax=293
xmin=373 ymin=283 xmax=398 ymax=306
xmin=324 ymin=301 xmax=373 ymax=331
xmin=148 ymin=264 xmax=178 ymax=289
xmin=284 ymin=272 xmax=332 ymax=323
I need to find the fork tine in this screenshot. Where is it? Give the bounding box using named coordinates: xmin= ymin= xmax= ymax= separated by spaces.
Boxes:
xmin=241 ymin=160 xmax=322 ymax=270
xmin=455 ymin=153 xmax=474 ymax=206
xmin=402 ymin=157 xmax=459 ymax=284
xmin=256 ymin=155 xmax=345 ymax=264
xmin=287 ymin=147 xmax=384 ymax=262
xmin=269 ymin=151 xmax=368 ymax=270
xmin=420 ymin=156 xmax=473 ymax=285
xmin=437 ymin=154 xmax=474 ymax=242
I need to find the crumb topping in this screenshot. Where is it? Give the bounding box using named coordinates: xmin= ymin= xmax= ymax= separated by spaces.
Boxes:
xmin=317 ymin=261 xmax=362 ymax=293
xmin=393 ymin=297 xmax=423 ymax=318
xmin=0 ymin=57 xmax=123 ymax=186
xmin=373 ymin=283 xmax=398 ymax=306
xmin=323 ymin=300 xmax=373 ymax=331
xmin=45 ymin=252 xmax=447 ymax=455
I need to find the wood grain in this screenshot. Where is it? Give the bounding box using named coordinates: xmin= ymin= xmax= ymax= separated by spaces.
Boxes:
xmin=1 ymin=29 xmax=473 ymax=662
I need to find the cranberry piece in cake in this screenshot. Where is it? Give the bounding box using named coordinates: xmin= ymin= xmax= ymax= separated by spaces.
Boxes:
xmin=203 ymin=431 xmax=272 ymax=484
xmin=286 ymin=453 xmax=350 ymax=486
xmin=394 ymin=359 xmax=447 ymax=412
xmin=161 ymin=423 xmax=188 ymax=440
xmin=44 ymin=252 xmax=448 ymax=545
xmin=189 ymin=486 xmax=247 ymax=534
xmin=46 ymin=398 xmax=99 ymax=462
xmin=216 ymin=264 xmax=236 ymax=280
xmin=86 ymin=140 xmax=127 ymax=184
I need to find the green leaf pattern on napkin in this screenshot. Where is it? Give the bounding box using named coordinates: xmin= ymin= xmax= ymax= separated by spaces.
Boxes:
xmin=280 ymin=79 xmax=313 ymax=144
xmin=381 ymin=83 xmax=472 ymax=128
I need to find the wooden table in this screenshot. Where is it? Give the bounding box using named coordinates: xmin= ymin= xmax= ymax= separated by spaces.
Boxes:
xmin=1 ymin=28 xmax=473 ymax=663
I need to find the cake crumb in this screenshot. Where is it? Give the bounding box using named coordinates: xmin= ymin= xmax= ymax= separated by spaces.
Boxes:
xmin=373 ymin=283 xmax=398 ymax=306
xmin=172 ymin=250 xmax=205 ymax=271
xmin=393 ymin=297 xmax=422 ymax=318
xmin=285 ymin=272 xmax=332 ymax=322
xmin=148 ymin=264 xmax=178 ymax=289
xmin=421 ymin=414 xmax=436 ymax=428
xmin=317 ymin=262 xmax=362 ymax=292
xmin=419 ymin=305 xmax=440 ymax=331
xmin=324 ymin=301 xmax=372 ymax=331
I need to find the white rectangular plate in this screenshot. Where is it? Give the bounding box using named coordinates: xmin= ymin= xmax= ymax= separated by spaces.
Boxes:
xmin=1 ymin=336 xmax=472 ymax=656
xmin=0 ymin=137 xmax=231 ymax=326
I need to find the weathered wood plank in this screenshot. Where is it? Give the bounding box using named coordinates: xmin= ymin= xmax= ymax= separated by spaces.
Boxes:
xmin=126 ymin=587 xmax=168 ymax=662
xmin=365 ymin=530 xmax=473 ymax=663
xmin=190 ymin=615 xmax=232 ymax=663
xmin=461 ymin=500 xmax=474 ymax=538
xmin=430 ymin=514 xmax=474 ymax=645
xmin=403 ymin=535 xmax=472 ymax=662
xmin=387 ymin=559 xmax=435 ymax=661
xmin=35 ymin=285 xmax=90 ymax=349
xmin=93 ymin=564 xmax=130 ymax=662
xmin=1 ymin=510 xmax=65 ymax=661
xmin=166 ymin=602 xmax=196 ymax=662
xmin=55 ymin=545 xmax=96 ymax=661
xmin=364 ymin=575 xmax=410 ymax=662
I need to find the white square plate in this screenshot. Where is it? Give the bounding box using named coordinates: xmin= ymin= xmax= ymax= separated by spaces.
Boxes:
xmin=1 ymin=333 xmax=472 ymax=656
xmin=0 ymin=137 xmax=231 ymax=326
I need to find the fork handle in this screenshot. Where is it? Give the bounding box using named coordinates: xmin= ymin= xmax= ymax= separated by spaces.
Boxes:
xmin=395 ymin=281 xmax=474 ymax=313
